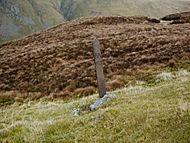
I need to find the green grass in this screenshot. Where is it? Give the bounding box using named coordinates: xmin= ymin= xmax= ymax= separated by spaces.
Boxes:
xmin=0 ymin=70 xmax=190 ymax=143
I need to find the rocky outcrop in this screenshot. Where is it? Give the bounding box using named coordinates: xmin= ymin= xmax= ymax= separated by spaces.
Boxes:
xmin=162 ymin=12 xmax=190 ymax=24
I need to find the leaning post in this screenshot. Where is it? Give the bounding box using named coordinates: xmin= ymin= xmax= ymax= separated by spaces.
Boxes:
xmin=92 ymin=38 xmax=106 ymax=98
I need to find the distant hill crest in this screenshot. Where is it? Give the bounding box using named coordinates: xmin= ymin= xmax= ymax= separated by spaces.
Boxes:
xmin=1 ymin=0 xmax=190 ymax=44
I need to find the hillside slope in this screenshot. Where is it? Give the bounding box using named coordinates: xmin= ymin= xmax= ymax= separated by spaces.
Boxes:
xmin=0 ymin=71 xmax=190 ymax=142
xmin=61 ymin=0 xmax=190 ymax=20
xmin=0 ymin=12 xmax=190 ymax=98
xmin=0 ymin=0 xmax=64 ymax=43
xmin=1 ymin=0 xmax=190 ymax=44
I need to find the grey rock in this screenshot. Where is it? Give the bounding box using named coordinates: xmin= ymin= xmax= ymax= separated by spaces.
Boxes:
xmin=71 ymin=108 xmax=80 ymax=117
xmin=90 ymin=93 xmax=116 ymax=111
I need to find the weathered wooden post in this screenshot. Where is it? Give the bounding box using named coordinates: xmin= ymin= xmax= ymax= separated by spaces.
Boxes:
xmin=92 ymin=38 xmax=106 ymax=98
xmin=90 ymin=38 xmax=115 ymax=111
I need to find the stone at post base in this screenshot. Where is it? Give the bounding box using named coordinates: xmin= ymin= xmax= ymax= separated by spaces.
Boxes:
xmin=90 ymin=93 xmax=116 ymax=111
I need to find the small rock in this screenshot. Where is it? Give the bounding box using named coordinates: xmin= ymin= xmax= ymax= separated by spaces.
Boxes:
xmin=148 ymin=18 xmax=160 ymax=23
xmin=71 ymin=108 xmax=80 ymax=117
xmin=90 ymin=93 xmax=116 ymax=111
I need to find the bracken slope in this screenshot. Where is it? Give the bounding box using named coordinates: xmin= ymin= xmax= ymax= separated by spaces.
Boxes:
xmin=0 ymin=12 xmax=190 ymax=97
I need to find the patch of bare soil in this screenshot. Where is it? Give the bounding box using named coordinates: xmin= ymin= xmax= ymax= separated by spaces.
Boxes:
xmin=0 ymin=13 xmax=190 ymax=98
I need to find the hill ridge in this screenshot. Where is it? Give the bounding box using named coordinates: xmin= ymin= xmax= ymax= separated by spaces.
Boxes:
xmin=1 ymin=0 xmax=190 ymax=44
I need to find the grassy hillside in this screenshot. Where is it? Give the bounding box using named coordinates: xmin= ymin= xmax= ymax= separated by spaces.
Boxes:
xmin=0 ymin=0 xmax=64 ymax=43
xmin=0 ymin=69 xmax=190 ymax=142
xmin=61 ymin=0 xmax=190 ymax=20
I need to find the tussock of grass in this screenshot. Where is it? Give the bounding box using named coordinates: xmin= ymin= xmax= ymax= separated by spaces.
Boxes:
xmin=0 ymin=73 xmax=190 ymax=142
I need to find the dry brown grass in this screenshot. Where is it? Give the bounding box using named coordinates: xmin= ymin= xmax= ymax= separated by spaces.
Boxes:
xmin=0 ymin=13 xmax=190 ymax=99
xmin=74 ymin=86 xmax=96 ymax=97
